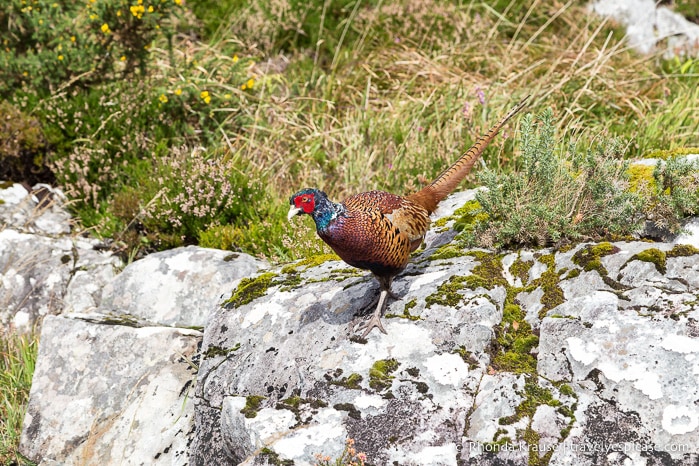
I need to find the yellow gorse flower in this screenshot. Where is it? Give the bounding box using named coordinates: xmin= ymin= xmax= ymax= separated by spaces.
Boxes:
xmin=200 ymin=91 xmax=211 ymax=104
xmin=130 ymin=4 xmax=145 ymax=18
xmin=101 ymin=23 xmax=111 ymax=34
xmin=159 ymin=94 xmax=168 ymax=103
xmin=174 ymin=88 xmax=182 ymax=96
xmin=148 ymin=5 xmax=154 ymax=12
xmin=232 ymin=55 xmax=239 ymax=63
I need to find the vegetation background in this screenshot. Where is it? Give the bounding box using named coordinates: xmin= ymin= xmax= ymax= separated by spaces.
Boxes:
xmin=1 ymin=0 xmax=698 ymax=464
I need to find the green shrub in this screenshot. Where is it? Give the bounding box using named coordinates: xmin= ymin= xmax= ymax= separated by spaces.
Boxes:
xmin=648 ymin=156 xmax=699 ymax=232
xmin=0 ymin=0 xmax=183 ymax=96
xmin=465 ymin=109 xmax=644 ymax=248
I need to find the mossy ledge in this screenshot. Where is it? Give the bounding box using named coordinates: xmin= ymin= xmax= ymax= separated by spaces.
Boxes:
xmin=225 ymin=272 xmax=278 ymax=309
xmin=280 ymin=253 xmax=340 ymax=274
xmin=426 ymin=251 xmax=506 ymax=308
xmin=628 ymin=247 xmax=667 ymax=274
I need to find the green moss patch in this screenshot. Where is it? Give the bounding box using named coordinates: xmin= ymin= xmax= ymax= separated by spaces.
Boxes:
xmin=630 ymin=248 xmax=667 ymax=274
xmin=430 ymin=243 xmax=467 ymax=261
xmin=369 ymin=358 xmax=400 ymax=392
xmin=225 ymin=272 xmax=277 ymax=308
xmin=667 ymin=244 xmax=699 ymax=257
xmin=571 ymin=242 xmax=628 ymax=290
xmin=489 ymin=300 xmax=539 ymax=374
xmin=571 ymin=242 xmax=618 ymax=274
xmin=280 ymin=253 xmax=340 ymax=274
xmin=386 ymin=298 xmax=421 ymax=320
xmin=326 ymin=369 xmax=364 ymax=390
xmin=241 ymin=395 xmax=266 ymax=418
xmin=510 ymin=256 xmax=534 ymax=285
xmin=533 ymin=254 xmax=565 ymax=318
xmin=643 ymin=147 xmax=699 ymax=160
xmin=203 ymin=343 xmax=241 ymax=359
xmin=432 ymin=200 xmax=486 ymax=231
xmin=627 ymin=164 xmax=657 ymax=196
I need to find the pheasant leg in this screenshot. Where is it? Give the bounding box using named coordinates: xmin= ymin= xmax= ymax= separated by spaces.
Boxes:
xmin=356 ymin=289 xmax=390 ymax=337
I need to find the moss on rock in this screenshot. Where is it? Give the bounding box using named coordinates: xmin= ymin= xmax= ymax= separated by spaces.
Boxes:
xmin=225 ymin=272 xmax=277 ymax=308
xmin=630 ymin=248 xmax=667 ymax=274
xmin=369 ymin=358 xmax=400 ymax=391
xmin=241 ymin=395 xmax=266 ymax=418
xmin=667 ymin=244 xmax=699 ymax=257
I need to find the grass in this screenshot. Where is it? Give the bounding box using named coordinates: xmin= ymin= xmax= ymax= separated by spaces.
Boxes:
xmin=0 ymin=328 xmax=38 ymax=466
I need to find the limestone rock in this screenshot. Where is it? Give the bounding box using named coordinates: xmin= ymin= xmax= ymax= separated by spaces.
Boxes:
xmin=193 ymin=235 xmax=699 ymax=465
xmin=101 ymin=246 xmax=267 ymax=328
xmin=20 ymin=314 xmax=201 ymax=465
xmin=0 ymin=182 xmax=121 ymax=329
xmin=590 ymin=0 xmax=699 ymax=58
xmin=0 ymin=228 xmax=121 ymax=329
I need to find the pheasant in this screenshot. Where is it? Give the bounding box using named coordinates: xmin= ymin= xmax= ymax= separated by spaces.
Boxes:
xmin=288 ymin=96 xmax=529 ymax=337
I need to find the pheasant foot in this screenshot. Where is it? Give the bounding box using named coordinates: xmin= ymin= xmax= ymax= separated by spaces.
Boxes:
xmin=355 ymin=289 xmax=390 ymax=338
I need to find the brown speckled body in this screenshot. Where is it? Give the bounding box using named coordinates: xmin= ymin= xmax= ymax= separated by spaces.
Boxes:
xmin=319 ymin=191 xmax=430 ymax=277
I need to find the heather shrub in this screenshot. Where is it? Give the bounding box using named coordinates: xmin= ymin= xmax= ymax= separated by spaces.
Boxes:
xmin=0 ymin=101 xmax=54 ymax=185
xmin=142 ymin=146 xmax=263 ymax=246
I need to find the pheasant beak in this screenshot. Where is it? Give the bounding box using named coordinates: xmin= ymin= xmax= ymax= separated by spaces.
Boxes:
xmin=287 ymin=206 xmax=303 ymax=221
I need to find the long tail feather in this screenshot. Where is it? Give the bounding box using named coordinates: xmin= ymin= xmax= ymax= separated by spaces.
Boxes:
xmin=408 ymin=95 xmax=530 ymax=213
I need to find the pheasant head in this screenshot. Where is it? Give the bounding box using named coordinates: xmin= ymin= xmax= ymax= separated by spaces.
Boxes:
xmin=288 ymin=188 xmax=343 ymax=231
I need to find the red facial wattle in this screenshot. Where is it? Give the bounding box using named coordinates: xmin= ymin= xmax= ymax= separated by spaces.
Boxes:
xmin=294 ymin=194 xmax=315 ymax=214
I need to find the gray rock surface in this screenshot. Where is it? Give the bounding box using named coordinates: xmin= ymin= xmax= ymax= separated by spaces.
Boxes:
xmin=193 ymin=234 xmax=699 ymax=464
xmin=101 ymin=246 xmax=267 ymax=328
xmin=20 ymin=314 xmax=201 ymax=465
xmin=4 ymin=180 xmax=268 ymax=465
xmin=0 ymin=183 xmax=121 ymax=329
xmin=590 ymin=0 xmax=699 ymax=58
